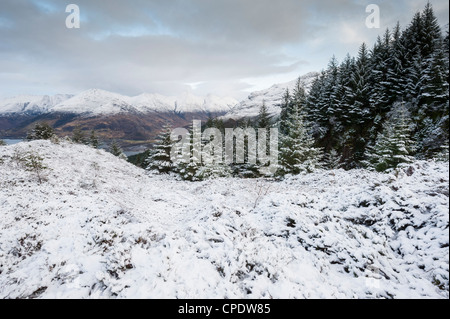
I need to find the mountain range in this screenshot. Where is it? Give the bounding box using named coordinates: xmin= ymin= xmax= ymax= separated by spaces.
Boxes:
xmin=0 ymin=90 xmax=238 ymax=116
xmin=0 ymin=73 xmax=319 ymax=149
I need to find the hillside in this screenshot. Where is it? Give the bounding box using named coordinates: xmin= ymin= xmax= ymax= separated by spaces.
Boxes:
xmin=0 ymin=141 xmax=448 ymax=298
xmin=222 ymin=72 xmax=318 ymax=120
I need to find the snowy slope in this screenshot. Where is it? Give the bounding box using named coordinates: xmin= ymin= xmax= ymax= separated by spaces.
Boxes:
xmin=0 ymin=91 xmax=238 ymax=116
xmin=129 ymin=92 xmax=238 ymax=114
xmin=0 ymin=141 xmax=448 ymax=299
xmin=223 ymin=72 xmax=319 ymax=120
xmin=51 ymin=89 xmax=138 ymax=115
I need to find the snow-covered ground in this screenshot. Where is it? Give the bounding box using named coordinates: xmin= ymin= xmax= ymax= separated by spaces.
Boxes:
xmin=0 ymin=141 xmax=448 ymax=299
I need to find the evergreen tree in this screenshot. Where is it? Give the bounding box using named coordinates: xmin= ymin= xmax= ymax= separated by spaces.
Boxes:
xmin=367 ymin=103 xmax=416 ymax=172
xmin=278 ymin=103 xmax=323 ymax=175
xmin=72 ymin=127 xmax=86 ymax=144
xmin=370 ymin=30 xmax=394 ymax=115
xmin=146 ymin=124 xmax=175 ymax=174
xmin=196 ymin=161 xmax=232 ymax=180
xmin=336 ymin=54 xmax=357 ymax=127
xmin=306 ymin=72 xmax=328 ymax=139
xmin=323 ymin=149 xmax=342 ymax=170
xmin=258 ymin=101 xmax=272 ymax=129
xmin=279 ymin=88 xmax=292 ymax=135
xmin=27 ymin=123 xmax=55 ymax=141
xmin=109 ymin=140 xmax=127 ymax=160
xmin=176 ymin=125 xmax=202 ymax=181
xmin=389 ymin=22 xmax=408 ymax=100
xmin=420 ymin=2 xmax=442 ymax=59
xmin=435 ymin=140 xmax=449 ymax=162
xmin=0 ymin=139 xmax=6 ymax=146
xmin=350 ymin=43 xmax=373 ymax=125
xmin=89 ymin=130 xmax=100 ymax=149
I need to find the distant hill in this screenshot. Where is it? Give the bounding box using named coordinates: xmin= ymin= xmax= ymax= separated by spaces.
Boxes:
xmin=0 ymin=90 xmax=238 ymax=148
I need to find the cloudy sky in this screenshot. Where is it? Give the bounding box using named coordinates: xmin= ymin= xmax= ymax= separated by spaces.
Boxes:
xmin=0 ymin=0 xmax=448 ymax=100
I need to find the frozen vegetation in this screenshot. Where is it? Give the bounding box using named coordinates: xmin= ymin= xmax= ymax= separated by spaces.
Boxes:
xmin=0 ymin=141 xmax=448 ymax=299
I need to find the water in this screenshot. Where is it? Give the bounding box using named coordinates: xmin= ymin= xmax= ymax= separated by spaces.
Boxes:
xmin=124 ymin=151 xmax=144 ymax=157
xmin=1 ymin=139 xmax=24 ymax=145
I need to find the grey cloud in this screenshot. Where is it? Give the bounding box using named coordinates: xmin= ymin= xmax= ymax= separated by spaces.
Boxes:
xmin=0 ymin=0 xmax=448 ymax=99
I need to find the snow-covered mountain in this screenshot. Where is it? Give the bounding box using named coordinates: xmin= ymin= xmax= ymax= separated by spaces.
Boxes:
xmin=0 ymin=94 xmax=74 ymax=115
xmin=0 ymin=90 xmax=238 ymax=116
xmin=0 ymin=140 xmax=448 ymax=298
xmin=223 ymin=72 xmax=319 ymax=120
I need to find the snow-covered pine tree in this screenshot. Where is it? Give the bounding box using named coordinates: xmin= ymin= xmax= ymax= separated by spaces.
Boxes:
xmin=27 ymin=123 xmax=55 ymax=141
xmin=278 ymin=103 xmax=323 ymax=175
xmin=146 ymin=124 xmax=175 ymax=174
xmin=323 ymin=149 xmax=342 ymax=170
xmin=367 ymin=103 xmax=416 ymax=172
xmin=196 ymin=161 xmax=232 ymax=180
xmin=350 ymin=43 xmax=373 ymax=125
xmin=109 ymin=140 xmax=127 ymax=161
xmin=435 ymin=140 xmax=449 ymax=162
xmin=420 ymin=2 xmax=442 ymax=59
xmin=336 ymin=54 xmax=356 ymax=128
xmin=389 ymin=22 xmax=408 ymax=100
xmin=370 ymin=30 xmax=394 ymax=115
xmin=258 ymin=100 xmax=272 ymax=129
xmin=196 ymin=120 xmax=231 ymax=180
xmin=176 ymin=125 xmax=202 ymax=181
xmin=305 ymin=72 xmax=327 ymax=139
xmin=279 ymin=88 xmax=292 ymax=135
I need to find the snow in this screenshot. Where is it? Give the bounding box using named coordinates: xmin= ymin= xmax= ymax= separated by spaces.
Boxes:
xmin=0 ymin=141 xmax=448 ymax=299
xmin=0 ymin=90 xmax=238 ymax=116
xmin=0 ymin=94 xmax=73 ymax=115
xmin=222 ymin=72 xmax=319 ymax=121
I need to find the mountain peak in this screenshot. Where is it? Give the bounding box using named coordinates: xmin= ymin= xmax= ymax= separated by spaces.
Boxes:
xmin=223 ymin=72 xmax=319 ymax=120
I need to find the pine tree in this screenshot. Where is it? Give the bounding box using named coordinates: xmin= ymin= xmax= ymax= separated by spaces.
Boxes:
xmin=420 ymin=2 xmax=442 ymax=59
xmin=350 ymin=43 xmax=373 ymax=125
xmin=420 ymin=42 xmax=449 ymax=112
xmin=370 ymin=29 xmax=394 ymax=115
xmin=279 ymin=88 xmax=292 ymax=135
xmin=323 ymin=149 xmax=341 ymax=170
xmin=27 ymin=123 xmax=55 ymax=141
xmin=109 ymin=140 xmax=127 ymax=160
xmin=89 ymin=130 xmax=100 ymax=149
xmin=336 ymin=54 xmax=356 ymax=127
xmin=435 ymin=140 xmax=449 ymax=162
xmin=367 ymin=103 xmax=416 ymax=172
xmin=305 ymin=73 xmax=324 ymax=133
xmin=196 ymin=161 xmax=232 ymax=180
xmin=258 ymin=101 xmax=272 ymax=129
xmin=229 ymin=122 xmax=260 ymax=178
xmin=72 ymin=127 xmax=86 ymax=144
xmin=176 ymin=125 xmax=202 ymax=181
xmin=0 ymin=139 xmax=6 ymax=146
xmin=146 ymin=124 xmax=175 ymax=174
xmin=278 ymin=103 xmax=323 ymax=175
xmin=389 ymin=22 xmax=408 ymax=100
